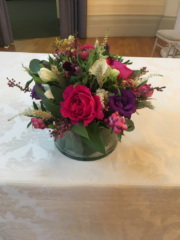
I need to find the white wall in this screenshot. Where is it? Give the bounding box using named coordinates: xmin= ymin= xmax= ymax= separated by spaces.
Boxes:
xmin=164 ymin=0 xmax=180 ymax=17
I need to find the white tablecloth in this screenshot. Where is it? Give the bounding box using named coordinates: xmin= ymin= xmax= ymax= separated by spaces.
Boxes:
xmin=0 ymin=52 xmax=180 ymax=240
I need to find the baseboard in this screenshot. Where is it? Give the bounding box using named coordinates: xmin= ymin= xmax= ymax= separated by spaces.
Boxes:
xmin=87 ymin=15 xmax=176 ymax=37
xmin=158 ymin=16 xmax=176 ymax=30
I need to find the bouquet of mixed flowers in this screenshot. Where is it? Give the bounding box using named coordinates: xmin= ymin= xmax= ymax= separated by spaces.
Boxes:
xmin=7 ymin=29 xmax=165 ymax=157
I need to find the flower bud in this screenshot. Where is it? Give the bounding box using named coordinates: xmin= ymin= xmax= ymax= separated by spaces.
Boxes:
xmin=44 ymin=90 xmax=54 ymax=99
xmin=38 ymin=68 xmax=55 ymax=83
xmin=109 ymin=69 xmax=120 ymax=80
xmin=94 ymin=39 xmax=99 ymax=48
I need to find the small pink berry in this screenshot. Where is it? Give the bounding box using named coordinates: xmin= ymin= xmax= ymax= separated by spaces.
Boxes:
xmin=37 ymin=119 xmax=43 ymax=125
xmin=121 ymin=118 xmax=126 ymax=124
xmin=113 ymin=126 xmax=122 ymax=134
xmin=122 ymin=124 xmax=128 ymax=130
xmin=31 ymin=118 xmax=37 ymax=123
xmin=114 ymin=121 xmax=123 ymax=128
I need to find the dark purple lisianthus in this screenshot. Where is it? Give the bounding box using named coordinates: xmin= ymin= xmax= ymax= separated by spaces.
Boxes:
xmin=109 ymin=89 xmax=136 ymax=119
xmin=104 ymin=44 xmax=111 ymax=55
xmin=31 ymin=83 xmax=44 ymax=100
xmin=63 ymin=61 xmax=82 ymax=76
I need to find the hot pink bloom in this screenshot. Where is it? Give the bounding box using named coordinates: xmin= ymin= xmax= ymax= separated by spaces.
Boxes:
xmin=73 ymin=44 xmax=94 ymax=60
xmin=107 ymin=58 xmax=133 ymax=80
xmin=138 ymin=84 xmax=154 ymax=98
xmin=60 ymin=85 xmax=104 ymax=126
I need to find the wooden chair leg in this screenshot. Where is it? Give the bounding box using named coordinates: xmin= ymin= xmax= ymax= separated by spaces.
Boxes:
xmin=151 ymin=37 xmax=158 ymax=57
xmin=166 ymin=43 xmax=172 ymax=58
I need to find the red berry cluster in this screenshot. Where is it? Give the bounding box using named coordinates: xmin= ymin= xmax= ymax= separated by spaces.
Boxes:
xmin=62 ymin=72 xmax=70 ymax=78
xmin=7 ymin=78 xmax=31 ymax=93
xmin=49 ymin=118 xmax=72 ymax=140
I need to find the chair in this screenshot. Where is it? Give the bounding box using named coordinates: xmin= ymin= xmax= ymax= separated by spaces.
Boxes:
xmin=173 ymin=42 xmax=180 ymax=57
xmin=151 ymin=30 xmax=180 ymax=57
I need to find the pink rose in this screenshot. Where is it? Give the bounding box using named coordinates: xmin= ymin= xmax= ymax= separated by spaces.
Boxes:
xmin=60 ymin=85 xmax=104 ymax=126
xmin=73 ymin=44 xmax=94 ymax=60
xmin=107 ymin=58 xmax=133 ymax=80
xmin=138 ymin=84 xmax=154 ymax=98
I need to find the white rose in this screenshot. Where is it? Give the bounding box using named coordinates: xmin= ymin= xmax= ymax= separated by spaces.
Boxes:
xmin=44 ymin=90 xmax=54 ymax=99
xmin=38 ymin=68 xmax=55 ymax=83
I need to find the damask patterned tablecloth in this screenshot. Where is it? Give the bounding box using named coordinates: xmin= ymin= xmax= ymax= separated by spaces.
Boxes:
xmin=0 ymin=52 xmax=180 ymax=240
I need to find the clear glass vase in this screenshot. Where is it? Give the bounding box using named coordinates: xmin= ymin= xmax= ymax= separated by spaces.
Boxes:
xmin=55 ymin=127 xmax=118 ymax=161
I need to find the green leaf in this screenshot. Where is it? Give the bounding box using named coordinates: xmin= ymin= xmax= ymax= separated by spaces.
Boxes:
xmin=71 ymin=121 xmax=89 ymax=139
xmin=35 ymin=83 xmax=62 ymax=118
xmin=33 ymin=77 xmax=44 ymax=84
xmin=137 ymin=80 xmax=148 ymax=89
xmin=125 ymin=119 xmax=135 ymax=132
xmin=41 ymin=103 xmax=46 ymax=112
xmin=98 ymin=121 xmax=109 ymax=129
xmin=39 ymin=64 xmax=45 ymax=68
xmin=85 ymin=49 xmax=96 ymax=72
xmin=27 ymin=121 xmax=32 ymax=128
xmin=117 ymin=132 xmax=123 ymax=142
xmin=82 ymin=73 xmax=88 ymax=85
xmin=118 ymin=77 xmax=123 ymax=86
xmin=50 ymin=85 xmax=64 ymax=103
xmin=33 ymin=101 xmax=38 ymax=110
xmin=80 ymin=122 xmax=106 ymax=155
xmin=25 ymin=79 xmax=33 ymax=89
xmin=73 ymin=82 xmax=81 ymax=88
xmin=48 ymin=124 xmax=55 ymax=129
xmin=29 ymin=59 xmax=41 ymax=73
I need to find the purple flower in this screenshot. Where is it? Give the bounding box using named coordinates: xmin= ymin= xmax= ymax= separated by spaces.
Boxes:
xmin=31 ymin=83 xmax=44 ymax=100
xmin=109 ymin=89 xmax=136 ymax=119
xmin=104 ymin=44 xmax=111 ymax=55
xmin=63 ymin=61 xmax=82 ymax=76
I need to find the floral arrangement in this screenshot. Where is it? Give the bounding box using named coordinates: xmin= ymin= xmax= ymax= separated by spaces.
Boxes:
xmin=7 ymin=30 xmax=165 ymax=155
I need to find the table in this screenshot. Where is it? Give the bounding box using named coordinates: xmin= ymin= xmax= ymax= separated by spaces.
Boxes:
xmin=0 ymin=52 xmax=180 ymax=240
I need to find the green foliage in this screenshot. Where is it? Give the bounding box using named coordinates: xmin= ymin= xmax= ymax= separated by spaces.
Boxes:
xmin=47 ymin=124 xmax=55 ymax=129
xmin=110 ymin=55 xmax=132 ymax=65
xmin=117 ymin=132 xmax=124 ymax=142
xmin=50 ymin=85 xmax=64 ymax=103
xmin=33 ymin=101 xmax=38 ymax=110
xmin=25 ymin=79 xmax=33 ymax=89
xmin=125 ymin=119 xmax=135 ymax=132
xmin=82 ymin=73 xmax=88 ymax=85
xmin=33 ymin=77 xmax=44 ymax=84
xmin=27 ymin=121 xmax=32 ymax=128
xmin=35 ymin=84 xmax=62 ymax=118
xmin=71 ymin=121 xmax=89 ymax=139
xmin=41 ymin=103 xmax=46 ymax=112
xmin=80 ymin=122 xmax=106 ymax=155
xmin=98 ymin=121 xmax=109 ymax=129
xmin=29 ymin=59 xmax=41 ymax=73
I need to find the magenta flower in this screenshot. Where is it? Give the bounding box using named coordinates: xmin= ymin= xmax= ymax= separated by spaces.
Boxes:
xmin=138 ymin=84 xmax=154 ymax=98
xmin=107 ymin=58 xmax=133 ymax=80
xmin=109 ymin=89 xmax=136 ymax=119
xmin=60 ymin=85 xmax=104 ymax=126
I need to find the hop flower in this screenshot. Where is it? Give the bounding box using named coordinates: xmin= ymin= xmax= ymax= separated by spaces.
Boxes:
xmin=96 ymin=88 xmax=109 ymax=108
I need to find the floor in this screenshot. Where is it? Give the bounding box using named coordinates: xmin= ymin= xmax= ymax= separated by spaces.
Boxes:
xmin=0 ymin=37 xmax=166 ymax=57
